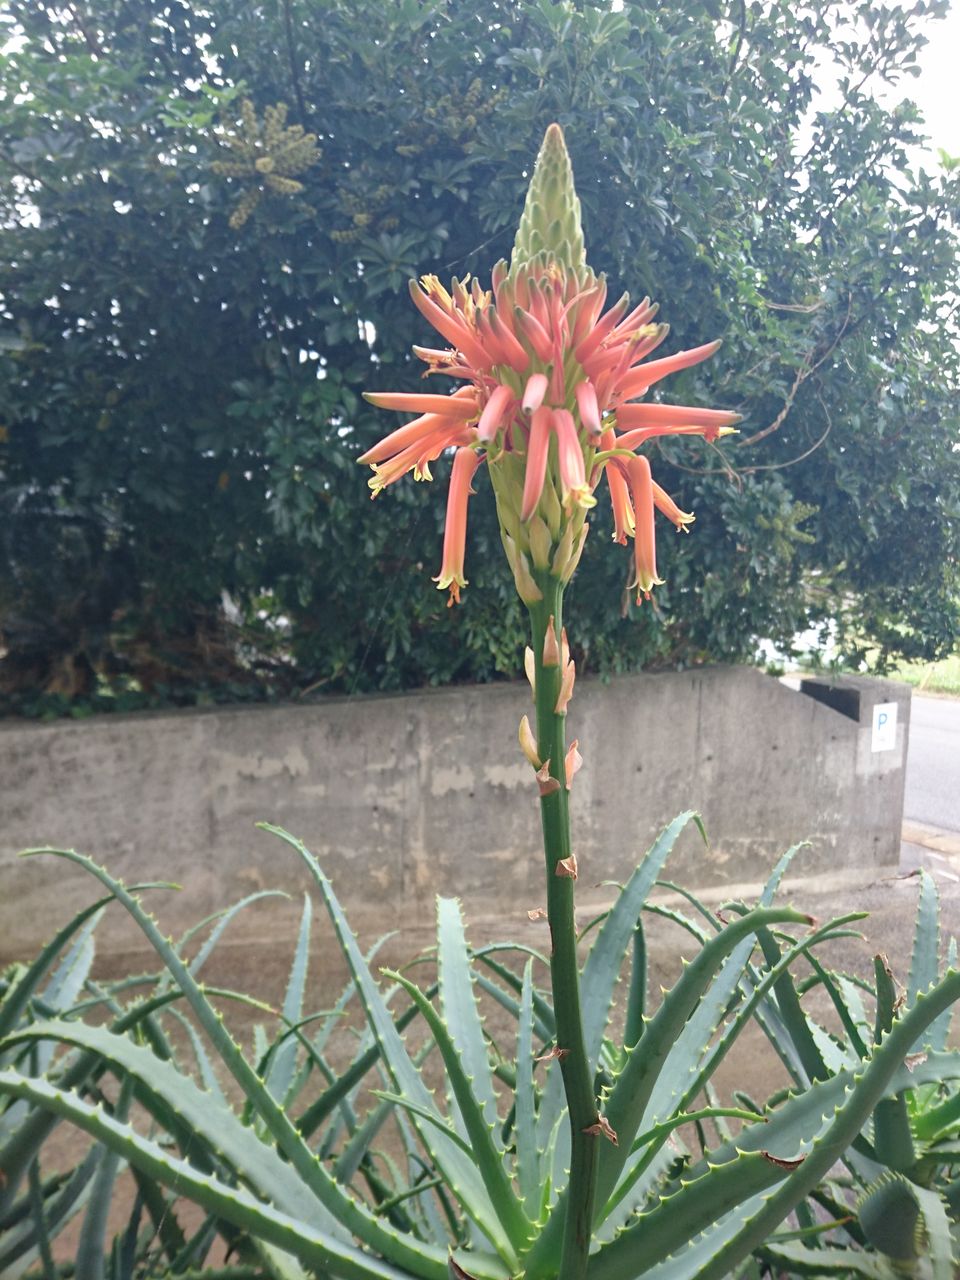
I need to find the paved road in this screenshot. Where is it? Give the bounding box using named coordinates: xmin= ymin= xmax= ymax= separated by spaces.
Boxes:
xmin=905 ymin=695 xmax=960 ymax=833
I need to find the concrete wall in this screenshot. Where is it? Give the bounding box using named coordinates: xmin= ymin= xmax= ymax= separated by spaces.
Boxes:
xmin=0 ymin=667 xmax=911 ymax=960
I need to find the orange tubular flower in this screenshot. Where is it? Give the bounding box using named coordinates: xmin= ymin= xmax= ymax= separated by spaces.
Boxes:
xmin=360 ymin=123 xmax=740 ymax=606
xmin=433 ymin=447 xmax=482 ymax=606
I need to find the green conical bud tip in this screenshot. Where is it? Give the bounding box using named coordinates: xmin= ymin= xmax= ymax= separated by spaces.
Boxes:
xmin=510 ymin=123 xmax=587 ymax=279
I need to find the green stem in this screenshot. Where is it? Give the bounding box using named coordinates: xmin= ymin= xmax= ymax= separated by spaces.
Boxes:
xmin=528 ymin=578 xmax=599 ymax=1280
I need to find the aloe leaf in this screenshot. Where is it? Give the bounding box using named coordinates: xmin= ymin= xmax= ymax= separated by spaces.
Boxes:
xmin=873 ymin=1091 xmax=916 ymax=1172
xmin=913 ymin=1079 xmax=960 ymax=1142
xmin=295 ymin=986 xmax=430 ymax=1142
xmin=803 ymin=955 xmax=871 ymax=1059
xmin=437 ymin=898 xmax=501 ymax=1143
xmin=643 ymin=911 xmax=861 ymax=1138
xmin=598 ymin=905 xmax=813 ymax=1201
xmin=624 ymin=918 xmax=646 ymax=1049
xmin=337 ymin=1089 xmax=408 ymax=1186
xmin=642 ymin=901 xmax=710 ymax=946
xmin=691 ymin=1051 xmax=960 ymax=1187
xmin=908 ymin=869 xmax=940 ymax=1008
xmin=26 ymin=1159 xmax=55 ymax=1280
xmin=589 ymin=1150 xmax=795 ymax=1278
xmin=0 ymin=897 xmax=115 ymax=1040
xmin=182 ymin=889 xmax=289 ymax=978
xmin=370 ymin=1090 xmax=475 ymax=1157
xmin=6 ymin=913 xmax=101 ymax=1100
xmin=756 ymin=925 xmax=828 ymax=1084
xmin=266 ymin=894 xmax=312 ymax=1104
xmin=928 ymin=967 xmax=956 ymax=1058
xmin=581 ymin=812 xmax=702 ymax=1075
xmin=592 ymin=1136 xmax=680 ymax=1246
xmin=0 ymin=1069 xmax=425 ymax=1280
xmin=165 ymin=1006 xmax=230 ymax=1108
xmin=253 ymin=1238 xmax=313 ymax=1280
xmin=473 ymin=949 xmax=555 ymax=1038
xmin=677 ymin=915 xmax=867 ymax=1128
xmin=473 ymin=970 xmax=553 ymax=1046
xmin=2 ymin=1018 xmax=342 ymax=1229
xmin=386 ymin=968 xmax=533 ymax=1255
xmin=756 ymin=1239 xmax=896 ymax=1277
xmin=75 ymin=1075 xmax=133 ymax=1280
xmin=130 ymin=1165 xmax=188 ymax=1263
xmin=859 ymin=1172 xmax=923 ymax=1261
xmin=515 ymin=959 xmax=541 ymax=1221
xmin=259 ymin=825 xmax=513 ymax=1265
xmin=673 ymin=967 xmax=960 ymax=1280
xmin=16 ymin=849 xmax=448 ymax=1280
xmin=0 ymin=986 xmax=192 ymax=1215
xmin=885 ymin=1172 xmax=957 ymax=1274
xmin=0 ymin=1150 xmax=99 ymax=1275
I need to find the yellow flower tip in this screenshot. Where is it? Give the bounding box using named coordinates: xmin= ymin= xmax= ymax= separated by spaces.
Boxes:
xmin=718 ymin=426 xmax=740 ymax=437
xmin=565 ymin=488 xmax=597 ymax=515
xmin=634 ymin=573 xmax=665 ymax=605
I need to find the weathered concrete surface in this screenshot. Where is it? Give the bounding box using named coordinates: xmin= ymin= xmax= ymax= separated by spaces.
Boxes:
xmin=0 ymin=667 xmax=911 ymax=960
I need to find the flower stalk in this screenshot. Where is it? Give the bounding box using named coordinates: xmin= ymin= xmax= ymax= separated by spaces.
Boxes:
xmin=528 ymin=575 xmax=598 ymax=1280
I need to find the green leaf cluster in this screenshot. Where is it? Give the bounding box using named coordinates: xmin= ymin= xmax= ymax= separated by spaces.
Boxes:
xmin=0 ymin=0 xmax=957 ymax=714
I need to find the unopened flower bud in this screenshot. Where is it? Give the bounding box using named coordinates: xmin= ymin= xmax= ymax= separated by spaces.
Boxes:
xmin=519 ymin=715 xmax=541 ymax=769
xmin=524 ymin=646 xmax=536 ymax=696
xmin=555 ymin=656 xmax=575 ymax=715
xmin=527 ymin=514 xmax=554 ymax=570
xmin=565 ymin=739 xmax=583 ymax=789
xmin=502 ymin=533 xmax=543 ymax=604
xmin=560 ymin=524 xmax=589 ymax=585
xmin=542 ymin=616 xmax=561 ymax=667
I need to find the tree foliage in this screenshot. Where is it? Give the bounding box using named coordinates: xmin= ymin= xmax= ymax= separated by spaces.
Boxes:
xmin=0 ymin=0 xmax=957 ymax=714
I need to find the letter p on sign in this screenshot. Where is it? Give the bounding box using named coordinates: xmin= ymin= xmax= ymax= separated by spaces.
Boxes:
xmin=871 ymin=702 xmax=897 ymax=752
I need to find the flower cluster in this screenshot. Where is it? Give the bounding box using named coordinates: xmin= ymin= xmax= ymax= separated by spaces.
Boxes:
xmin=360 ymin=124 xmax=739 ymax=606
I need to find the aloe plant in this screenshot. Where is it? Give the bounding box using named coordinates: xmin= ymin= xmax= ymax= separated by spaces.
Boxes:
xmin=745 ymin=867 xmax=959 ymax=1278
xmin=1 ymin=827 xmax=958 ymax=1280
xmin=3 ymin=123 xmax=958 ymax=1280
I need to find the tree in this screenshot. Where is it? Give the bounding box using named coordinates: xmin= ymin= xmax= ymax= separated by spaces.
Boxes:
xmin=0 ymin=0 xmax=957 ymax=714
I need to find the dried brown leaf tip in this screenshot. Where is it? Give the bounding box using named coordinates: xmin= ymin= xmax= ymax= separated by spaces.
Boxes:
xmin=536 ymin=760 xmax=561 ymax=796
xmin=535 ymin=1045 xmax=570 ymax=1062
xmin=448 ymin=1255 xmax=482 ymax=1280
xmin=583 ymin=1115 xmax=618 ymax=1145
xmin=761 ymin=1151 xmax=804 ymax=1170
xmin=527 ymin=907 xmax=548 ymax=921
xmin=555 ymin=853 xmax=578 ymax=879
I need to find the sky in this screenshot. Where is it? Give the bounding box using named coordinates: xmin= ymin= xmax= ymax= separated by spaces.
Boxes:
xmin=854 ymin=0 xmax=959 ymax=167
xmin=899 ymin=1 xmax=959 ymax=161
